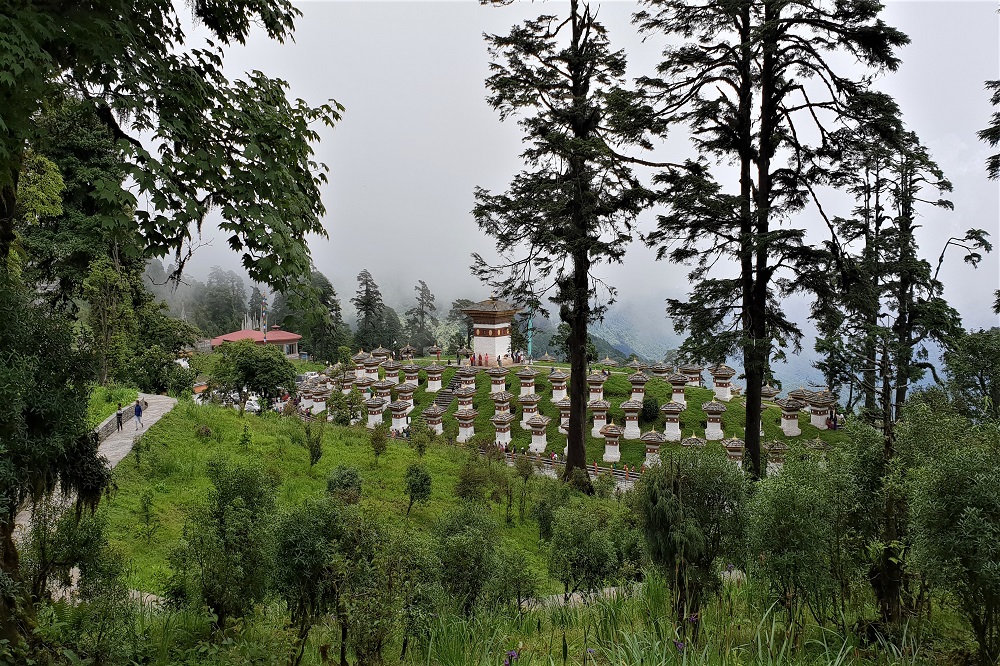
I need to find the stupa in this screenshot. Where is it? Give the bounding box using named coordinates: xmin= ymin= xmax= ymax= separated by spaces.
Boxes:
xmin=703 ymin=400 xmax=727 ymax=440
xmin=424 ymin=363 xmax=445 ymax=393
xmin=660 ymin=401 xmax=684 ymax=441
xmin=365 ymin=396 xmax=386 ymax=429
xmin=628 ymin=372 xmax=649 ymax=402
xmin=600 ymin=422 xmax=624 ymax=463
xmin=620 ymin=399 xmax=643 ymax=439
xmin=515 ymin=366 xmax=538 ymax=396
xmin=709 ymin=364 xmax=737 ymax=402
xmin=455 ymin=409 xmax=478 ymax=443
xmin=549 ymin=369 xmax=569 ymax=402
xmin=641 ymin=430 xmax=666 ymax=466
xmin=519 ymin=393 xmax=541 ymax=427
xmin=775 ymin=397 xmax=804 ymax=437
xmin=526 ymin=415 xmax=551 ymax=453
xmin=588 ymin=399 xmax=610 ymax=437
xmin=679 ymin=363 xmax=704 ymax=387
xmin=422 ymin=404 xmax=446 ymax=435
xmin=461 ymin=296 xmax=520 ymax=362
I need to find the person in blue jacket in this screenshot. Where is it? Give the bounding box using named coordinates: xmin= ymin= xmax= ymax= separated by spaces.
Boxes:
xmin=135 ymin=399 xmax=143 ymax=430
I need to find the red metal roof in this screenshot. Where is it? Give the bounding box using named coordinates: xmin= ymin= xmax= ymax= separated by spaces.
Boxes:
xmin=210 ymin=329 xmax=302 ymax=347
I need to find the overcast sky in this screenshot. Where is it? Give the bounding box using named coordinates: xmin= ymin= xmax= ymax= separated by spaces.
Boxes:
xmin=184 ymin=0 xmax=1000 ymax=341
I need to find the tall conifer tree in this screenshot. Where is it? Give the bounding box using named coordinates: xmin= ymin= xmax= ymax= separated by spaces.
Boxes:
xmin=405 ymin=280 xmax=438 ymax=350
xmin=473 ymin=0 xmax=654 ymax=481
xmin=351 ymin=269 xmax=385 ymax=351
xmin=637 ymin=0 xmax=908 ymax=479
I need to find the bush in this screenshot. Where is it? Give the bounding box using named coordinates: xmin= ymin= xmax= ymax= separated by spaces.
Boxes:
xmin=593 ymin=472 xmax=616 ymax=499
xmin=549 ymin=498 xmax=618 ymax=600
xmin=641 ymin=395 xmax=660 ymax=422
xmin=410 ymin=418 xmax=434 ymax=458
xmin=273 ymin=496 xmax=351 ymax=664
xmin=454 ymin=454 xmax=490 ymax=502
xmin=166 ymin=458 xmax=278 ymax=629
xmin=303 ymin=421 xmax=324 ymax=466
xmin=195 ymin=424 xmax=212 ymax=439
xmin=370 ymin=423 xmax=389 ymax=465
xmin=238 ymin=423 xmax=252 ymax=449
xmin=434 ymin=503 xmax=499 ymax=615
xmin=531 ymin=478 xmax=572 ymax=541
xmin=513 ymin=454 xmax=535 ymax=521
xmin=326 ymin=465 xmax=362 ymax=504
xmin=635 ymin=444 xmax=748 ymax=629
xmin=404 ymin=463 xmax=432 ymax=516
xmin=749 ymin=446 xmax=838 ymax=625
xmin=911 ymin=434 xmax=1000 ymax=665
xmin=485 ymin=545 xmax=541 ymax=612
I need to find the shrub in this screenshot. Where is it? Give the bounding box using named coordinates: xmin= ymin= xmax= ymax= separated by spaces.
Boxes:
xmin=303 ymin=421 xmax=324 ymax=466
xmin=238 ymin=423 xmax=252 ymax=449
xmin=513 ymin=454 xmax=535 ymax=521
xmin=485 ymin=545 xmax=541 ymax=612
xmin=549 ymin=498 xmax=618 ymax=601
xmin=593 ymin=472 xmax=616 ymax=499
xmin=532 ymin=478 xmax=572 ymax=541
xmin=409 ymin=418 xmax=434 ymax=458
xmin=641 ymin=395 xmax=660 ymax=422
xmin=404 ymin=464 xmax=432 ymax=516
xmin=635 ymin=444 xmax=748 ymax=630
xmin=749 ymin=446 xmax=838 ymax=626
xmin=273 ymin=496 xmax=351 ymax=665
xmin=911 ymin=434 xmax=1000 ymax=665
xmin=434 ymin=504 xmax=499 ymax=615
xmin=326 ymin=465 xmax=362 ymax=505
xmin=370 ymin=423 xmax=389 ymax=465
xmin=166 ymin=458 xmax=278 ymax=630
xmin=454 ymin=454 xmax=490 ymax=502
xmin=195 ymin=424 xmax=212 ymax=439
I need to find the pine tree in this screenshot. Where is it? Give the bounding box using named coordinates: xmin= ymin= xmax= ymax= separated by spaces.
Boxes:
xmin=473 ymin=0 xmax=654 ymax=481
xmin=637 ymin=0 xmax=908 ymax=479
xmin=977 ymin=81 xmax=1000 ymax=315
xmin=246 ymin=286 xmax=266 ymax=329
xmin=405 ymin=280 xmax=438 ymax=350
xmin=807 ymin=127 xmax=990 ymax=624
xmin=351 ymin=269 xmax=385 ymax=351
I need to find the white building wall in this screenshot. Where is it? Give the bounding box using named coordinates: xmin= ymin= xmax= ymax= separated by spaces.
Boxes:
xmin=473 ymin=322 xmax=512 ymax=361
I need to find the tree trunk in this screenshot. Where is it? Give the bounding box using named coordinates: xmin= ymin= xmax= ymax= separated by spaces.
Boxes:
xmin=0 ymin=523 xmax=27 ymax=645
xmin=871 ymin=341 xmax=903 ymax=625
xmin=562 ymin=0 xmax=591 ymax=485
xmin=734 ymin=2 xmax=761 ymax=479
xmin=563 ymin=250 xmax=590 ymax=483
xmin=339 ymin=618 xmax=348 ymax=666
xmin=0 ymin=162 xmax=20 ymax=264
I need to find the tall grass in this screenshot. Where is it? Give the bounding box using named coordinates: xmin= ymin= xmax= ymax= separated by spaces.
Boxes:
xmin=88 ymin=382 xmax=139 ymax=428
xmin=413 ymin=573 xmax=926 ymax=666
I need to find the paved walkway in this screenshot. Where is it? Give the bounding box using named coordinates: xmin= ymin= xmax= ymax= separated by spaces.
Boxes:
xmin=14 ymin=392 xmax=177 ymax=537
xmin=101 ymin=393 xmax=177 ymax=467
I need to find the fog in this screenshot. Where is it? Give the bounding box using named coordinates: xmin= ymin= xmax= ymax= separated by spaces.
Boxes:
xmin=176 ymin=0 xmax=1000 ymax=363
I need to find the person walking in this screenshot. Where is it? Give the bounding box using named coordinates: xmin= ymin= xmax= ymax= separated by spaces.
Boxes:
xmin=115 ymin=403 xmax=123 ymax=432
xmin=134 ymin=399 xmax=143 ymax=430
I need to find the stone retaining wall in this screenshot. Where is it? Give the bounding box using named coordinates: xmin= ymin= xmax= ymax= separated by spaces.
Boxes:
xmin=94 ymin=404 xmax=136 ymax=442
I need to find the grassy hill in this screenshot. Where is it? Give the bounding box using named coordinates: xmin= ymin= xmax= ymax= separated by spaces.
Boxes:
xmin=100 ymin=400 xmax=551 ymax=595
